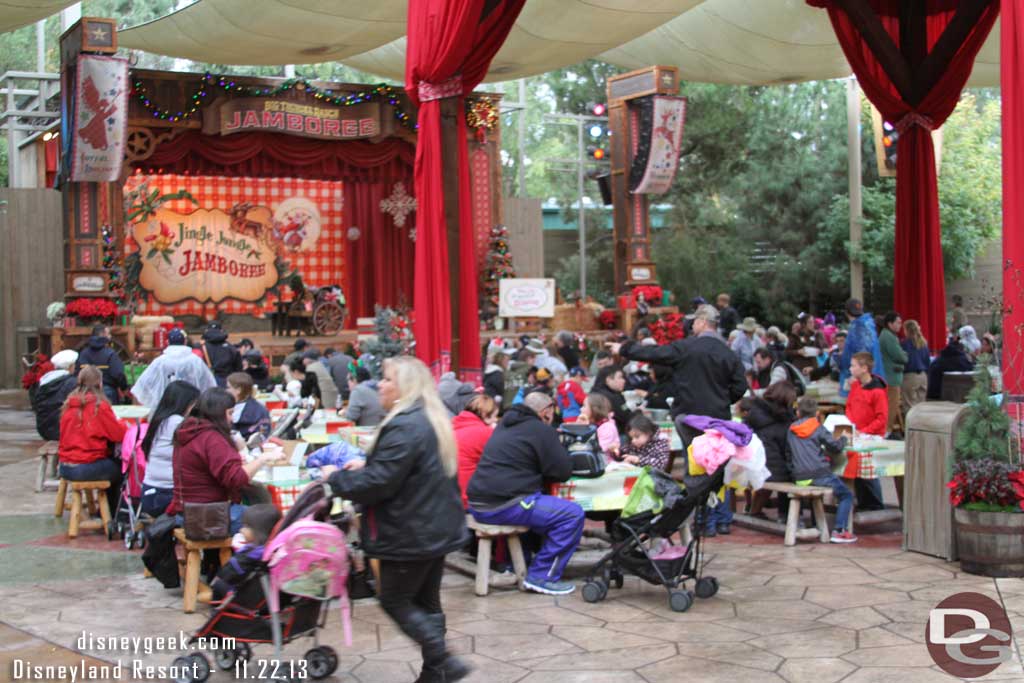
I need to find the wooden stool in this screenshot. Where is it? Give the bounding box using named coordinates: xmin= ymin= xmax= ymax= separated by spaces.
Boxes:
xmin=55 ymin=480 xmax=112 ymax=539
xmin=762 ymin=482 xmax=832 ymax=546
xmin=36 ymin=442 xmax=59 ymax=492
xmin=173 ymin=528 xmax=233 ymax=613
xmin=466 ymin=515 xmax=528 ymax=597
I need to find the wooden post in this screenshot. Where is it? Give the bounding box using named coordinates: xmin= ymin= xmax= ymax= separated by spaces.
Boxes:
xmin=605 ymin=66 xmax=679 ymax=294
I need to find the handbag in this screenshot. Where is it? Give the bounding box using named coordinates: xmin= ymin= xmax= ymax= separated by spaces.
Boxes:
xmin=182 ymin=501 xmax=231 ymax=540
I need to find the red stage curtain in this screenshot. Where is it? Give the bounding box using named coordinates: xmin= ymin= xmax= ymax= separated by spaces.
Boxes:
xmin=1003 ymin=0 xmax=1023 ymax=398
xmin=344 ymin=180 xmax=416 ymax=322
xmin=143 ymin=130 xmax=414 ymax=183
xmin=405 ymin=0 xmax=525 ymax=380
xmin=807 ymin=0 xmax=999 ymax=348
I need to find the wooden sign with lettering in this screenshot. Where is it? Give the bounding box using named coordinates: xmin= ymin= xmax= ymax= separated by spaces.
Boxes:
xmin=202 ymin=97 xmax=381 ymax=141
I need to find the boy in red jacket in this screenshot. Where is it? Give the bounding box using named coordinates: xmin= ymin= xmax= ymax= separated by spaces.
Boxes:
xmin=845 ymin=351 xmax=888 ymax=510
xmin=845 ymin=351 xmax=888 ymax=436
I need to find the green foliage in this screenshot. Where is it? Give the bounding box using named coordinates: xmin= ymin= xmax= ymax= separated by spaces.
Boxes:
xmin=955 ymin=367 xmax=1010 ymax=461
xmin=360 ymin=307 xmax=412 ymax=380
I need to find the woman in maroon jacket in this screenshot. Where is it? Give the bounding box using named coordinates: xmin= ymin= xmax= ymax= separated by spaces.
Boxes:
xmin=168 ymin=388 xmax=276 ymax=534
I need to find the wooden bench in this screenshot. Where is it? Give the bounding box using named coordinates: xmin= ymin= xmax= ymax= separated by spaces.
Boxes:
xmin=762 ymin=482 xmax=832 ymax=546
xmin=55 ymin=480 xmax=112 ymax=538
xmin=36 ymin=442 xmax=59 ymax=492
xmin=173 ymin=528 xmax=234 ymax=613
xmin=466 ymin=516 xmax=528 ymax=597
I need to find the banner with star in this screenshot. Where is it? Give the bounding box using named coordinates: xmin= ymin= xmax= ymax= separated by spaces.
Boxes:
xmin=71 ymin=55 xmax=129 ymax=182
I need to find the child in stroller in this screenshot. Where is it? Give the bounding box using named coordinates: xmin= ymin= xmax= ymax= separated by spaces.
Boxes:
xmin=579 ymin=464 xmax=725 ymax=614
xmin=171 ymin=484 xmax=352 ymax=683
xmin=211 ymin=504 xmax=281 ymax=602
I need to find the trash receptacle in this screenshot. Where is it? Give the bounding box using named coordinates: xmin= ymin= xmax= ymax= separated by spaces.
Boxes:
xmin=903 ymin=401 xmax=970 ymax=561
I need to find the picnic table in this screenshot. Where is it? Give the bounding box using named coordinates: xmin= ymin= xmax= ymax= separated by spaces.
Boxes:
xmin=550 ymin=465 xmax=643 ymax=512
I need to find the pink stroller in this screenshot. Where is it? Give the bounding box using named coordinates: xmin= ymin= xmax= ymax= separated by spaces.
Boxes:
xmin=116 ymin=421 xmax=148 ymax=547
xmin=172 ymin=484 xmax=352 ymax=683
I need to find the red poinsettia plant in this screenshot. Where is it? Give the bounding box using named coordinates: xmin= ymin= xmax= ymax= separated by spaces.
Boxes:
xmin=599 ymin=310 xmax=618 ymax=330
xmin=66 ymin=298 xmax=120 ymax=319
xmin=649 ymin=313 xmax=685 ymax=345
xmin=948 ymin=460 xmax=1024 ymax=512
xmin=632 ymin=285 xmax=663 ymax=306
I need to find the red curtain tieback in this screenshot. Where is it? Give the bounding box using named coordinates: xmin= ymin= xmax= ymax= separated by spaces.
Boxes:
xmin=895 ymin=112 xmax=936 ymax=134
xmin=418 ymin=75 xmax=463 ymax=102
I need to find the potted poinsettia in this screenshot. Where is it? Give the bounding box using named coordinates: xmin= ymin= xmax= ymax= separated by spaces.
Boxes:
xmin=949 ymin=366 xmax=1024 ymax=577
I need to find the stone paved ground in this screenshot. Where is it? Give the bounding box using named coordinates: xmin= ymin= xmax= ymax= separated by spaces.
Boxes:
xmin=1 ymin=389 xmax=1023 ymax=683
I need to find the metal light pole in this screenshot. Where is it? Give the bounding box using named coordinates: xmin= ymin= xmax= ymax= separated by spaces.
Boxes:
xmin=542 ymin=112 xmax=608 ymax=301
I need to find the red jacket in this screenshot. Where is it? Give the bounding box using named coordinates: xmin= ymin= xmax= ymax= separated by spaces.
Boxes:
xmin=167 ymin=417 xmax=250 ymax=515
xmin=452 ymin=411 xmax=494 ymax=507
xmin=58 ymin=393 xmax=126 ymax=465
xmin=846 ymin=374 xmax=889 ymax=436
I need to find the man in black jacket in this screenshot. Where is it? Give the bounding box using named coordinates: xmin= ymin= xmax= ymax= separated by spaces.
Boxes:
xmin=76 ymin=325 xmax=126 ymax=404
xmin=201 ymin=323 xmax=242 ymax=387
xmin=467 ymin=393 xmax=583 ymax=596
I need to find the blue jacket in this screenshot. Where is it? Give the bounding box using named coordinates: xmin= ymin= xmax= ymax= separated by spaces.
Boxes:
xmin=77 ymin=336 xmax=126 ymax=390
xmin=839 ymin=314 xmax=886 ymax=397
xmin=901 ymin=339 xmax=932 ymax=374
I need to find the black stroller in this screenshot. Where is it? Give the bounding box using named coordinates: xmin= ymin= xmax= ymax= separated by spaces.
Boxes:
xmin=580 ymin=464 xmax=726 ymax=613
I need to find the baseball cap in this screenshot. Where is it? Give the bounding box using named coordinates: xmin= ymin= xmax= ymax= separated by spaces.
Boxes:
xmin=168 ymin=328 xmax=187 ymax=345
xmin=846 ymin=298 xmax=863 ymax=316
xmin=293 ymin=338 xmax=309 ymax=351
xmin=569 ymin=367 xmax=587 ymax=377
xmin=536 ymin=367 xmax=552 ymax=382
xmin=302 ymin=349 xmax=320 ymax=361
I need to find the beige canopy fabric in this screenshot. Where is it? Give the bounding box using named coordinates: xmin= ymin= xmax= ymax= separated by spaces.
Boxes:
xmin=0 ymin=0 xmax=76 ymax=35
xmin=104 ymin=0 xmax=1006 ymax=88
xmin=115 ymin=0 xmax=407 ymax=66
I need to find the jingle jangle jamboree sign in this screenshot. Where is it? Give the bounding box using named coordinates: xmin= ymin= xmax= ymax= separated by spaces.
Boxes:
xmin=131 ymin=197 xmax=322 ymax=304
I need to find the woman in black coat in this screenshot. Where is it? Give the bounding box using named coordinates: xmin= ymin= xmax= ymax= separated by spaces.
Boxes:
xmin=322 ymin=356 xmax=469 ymax=683
xmin=744 ymin=381 xmax=797 ymax=518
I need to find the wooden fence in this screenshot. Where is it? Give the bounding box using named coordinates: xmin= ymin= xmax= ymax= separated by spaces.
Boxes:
xmin=0 ymin=188 xmax=64 ymax=388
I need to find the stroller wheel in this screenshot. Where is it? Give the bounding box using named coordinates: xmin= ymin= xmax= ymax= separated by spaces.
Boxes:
xmin=306 ymin=646 xmax=337 ymax=679
xmin=610 ymin=570 xmax=624 ymax=589
xmin=236 ymin=642 xmax=252 ymax=662
xmin=105 ymin=521 xmax=116 ymax=541
xmin=319 ymin=646 xmax=339 ymax=673
xmin=669 ymin=590 xmax=694 ymax=613
xmin=695 ymin=576 xmax=719 ymax=599
xmin=124 ymin=531 xmax=134 ymax=550
xmin=581 ymin=581 xmax=605 ymax=604
xmin=136 ymin=532 xmax=146 ymax=550
xmin=171 ymin=657 xmax=193 ymax=683
xmin=213 ymin=648 xmax=237 ymax=671
xmin=188 ymin=653 xmax=211 ymax=682
xmin=116 ymin=520 xmax=126 ymax=539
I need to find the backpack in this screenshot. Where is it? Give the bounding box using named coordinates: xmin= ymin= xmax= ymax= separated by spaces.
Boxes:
xmin=557 ymin=423 xmax=605 ymax=478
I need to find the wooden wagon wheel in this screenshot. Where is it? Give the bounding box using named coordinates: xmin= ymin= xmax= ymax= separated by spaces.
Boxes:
xmin=312 ymin=301 xmax=346 ymax=335
xmin=125 ymin=128 xmax=155 ymax=162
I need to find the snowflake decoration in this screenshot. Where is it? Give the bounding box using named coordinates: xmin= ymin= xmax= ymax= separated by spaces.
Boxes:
xmin=380 ymin=182 xmax=417 ymax=228
xmin=409 ymin=227 xmax=417 ymax=242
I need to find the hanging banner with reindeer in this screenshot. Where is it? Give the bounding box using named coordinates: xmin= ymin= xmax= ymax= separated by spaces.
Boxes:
xmin=124 ymin=175 xmax=344 ymax=310
xmin=629 ymin=95 xmax=686 ymax=195
xmin=71 ymin=55 xmax=130 ymax=181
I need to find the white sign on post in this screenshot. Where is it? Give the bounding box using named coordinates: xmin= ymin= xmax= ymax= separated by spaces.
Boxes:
xmin=499 ymin=278 xmax=555 ymax=318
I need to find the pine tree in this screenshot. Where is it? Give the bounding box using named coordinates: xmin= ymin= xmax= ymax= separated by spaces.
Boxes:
xmin=359 ymin=306 xmax=412 ymax=379
xmin=955 ymin=366 xmax=1011 ymax=461
xmin=480 ymin=224 xmax=516 ymax=328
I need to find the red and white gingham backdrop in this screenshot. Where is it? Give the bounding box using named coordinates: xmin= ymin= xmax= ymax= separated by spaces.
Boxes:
xmin=124 ymin=174 xmax=345 ymax=318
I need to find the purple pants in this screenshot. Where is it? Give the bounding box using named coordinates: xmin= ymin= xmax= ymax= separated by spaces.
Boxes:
xmin=470 ymin=493 xmax=585 ymax=582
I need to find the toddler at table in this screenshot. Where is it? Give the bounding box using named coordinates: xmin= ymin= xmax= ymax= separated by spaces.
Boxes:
xmin=620 ymin=414 xmax=670 ymax=471
xmin=787 ymin=396 xmax=856 ymax=544
xmin=577 ymin=392 xmax=620 ymax=461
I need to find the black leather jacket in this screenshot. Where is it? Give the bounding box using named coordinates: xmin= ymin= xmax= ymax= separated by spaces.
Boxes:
xmin=328 ymin=403 xmax=468 ymax=561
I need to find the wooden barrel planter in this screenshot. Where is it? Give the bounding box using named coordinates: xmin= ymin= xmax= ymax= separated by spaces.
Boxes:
xmin=955 ymin=508 xmax=1024 ymax=577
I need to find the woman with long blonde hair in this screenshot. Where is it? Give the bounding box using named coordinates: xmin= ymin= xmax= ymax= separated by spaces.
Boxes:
xmin=322 ymin=356 xmax=469 ymax=682
xmin=900 ymin=319 xmax=931 ymax=417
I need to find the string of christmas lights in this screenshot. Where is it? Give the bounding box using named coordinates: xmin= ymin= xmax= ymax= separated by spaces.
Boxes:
xmin=131 ymin=72 xmax=418 ymax=130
